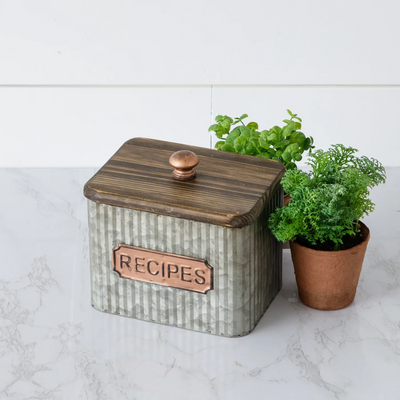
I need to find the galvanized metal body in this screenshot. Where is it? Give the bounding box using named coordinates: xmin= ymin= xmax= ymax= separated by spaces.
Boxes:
xmin=88 ymin=185 xmax=282 ymax=337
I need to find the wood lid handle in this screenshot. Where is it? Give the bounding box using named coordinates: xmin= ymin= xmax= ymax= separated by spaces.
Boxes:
xmin=169 ymin=150 xmax=199 ymax=181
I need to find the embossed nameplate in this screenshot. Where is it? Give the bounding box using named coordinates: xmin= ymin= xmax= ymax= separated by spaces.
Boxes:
xmin=112 ymin=244 xmax=213 ymax=294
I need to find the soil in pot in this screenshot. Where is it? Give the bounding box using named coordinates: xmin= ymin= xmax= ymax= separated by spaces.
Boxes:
xmin=296 ymin=230 xmax=364 ymax=251
xmin=289 ymin=222 xmax=370 ymax=311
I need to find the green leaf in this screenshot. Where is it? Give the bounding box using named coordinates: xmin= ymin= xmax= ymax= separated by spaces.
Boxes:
xmin=285 ymin=162 xmax=297 ymax=170
xmin=217 ymin=127 xmax=228 ymax=136
xmin=290 ymin=132 xmax=306 ymax=146
xmin=245 ymin=142 xmax=256 ymax=155
xmin=268 ymin=144 xmax=386 ymax=247
xmin=234 ymin=136 xmax=246 ymax=146
xmin=286 ymin=143 xmax=300 ymax=154
xmin=256 ymin=152 xmax=272 ymax=159
xmin=267 ymin=133 xmax=279 ymax=144
xmin=303 ymin=137 xmax=311 ymax=150
xmin=234 ymin=136 xmax=247 ymax=152
xmin=259 ymin=138 xmax=270 ymax=150
xmin=272 ymin=126 xmax=282 ymax=134
xmin=239 ymin=126 xmax=251 ymax=138
xmin=250 ymin=137 xmax=260 ymax=148
xmin=225 ymin=129 xmax=241 ymax=144
xmin=274 ymin=140 xmax=291 ymax=149
xmin=221 ymin=143 xmax=235 ymax=152
xmin=282 ymin=151 xmax=292 ymax=162
xmin=282 ymin=124 xmax=296 ymax=136
xmin=208 ymin=124 xmax=219 ymax=132
xmin=260 ymin=130 xmax=269 ymax=140
xmin=214 ymin=141 xmax=225 ymax=150
xmin=293 ymin=153 xmax=302 ymax=162
xmin=213 ymin=109 xmax=307 ymax=169
xmin=247 ymin=122 xmax=259 ymax=129
xmin=220 ymin=119 xmax=231 ymax=131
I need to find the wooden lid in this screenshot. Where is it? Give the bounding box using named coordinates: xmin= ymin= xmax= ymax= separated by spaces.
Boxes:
xmin=84 ymin=138 xmax=285 ymax=228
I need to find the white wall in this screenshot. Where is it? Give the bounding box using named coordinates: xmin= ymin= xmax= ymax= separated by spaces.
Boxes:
xmin=1 ymin=0 xmax=399 ymax=167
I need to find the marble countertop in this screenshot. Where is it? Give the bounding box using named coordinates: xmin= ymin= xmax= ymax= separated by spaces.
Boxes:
xmin=1 ymin=168 xmax=399 ymax=400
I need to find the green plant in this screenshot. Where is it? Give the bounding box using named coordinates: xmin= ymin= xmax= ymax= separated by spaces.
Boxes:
xmin=268 ymin=144 xmax=386 ymax=250
xmin=208 ymin=110 xmax=314 ymax=169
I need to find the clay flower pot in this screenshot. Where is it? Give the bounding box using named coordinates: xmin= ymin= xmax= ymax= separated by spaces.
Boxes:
xmin=283 ymin=193 xmax=291 ymax=207
xmin=289 ymin=222 xmax=370 ymax=310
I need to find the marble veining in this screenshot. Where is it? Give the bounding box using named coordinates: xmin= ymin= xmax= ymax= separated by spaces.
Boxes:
xmin=0 ymin=168 xmax=399 ymax=399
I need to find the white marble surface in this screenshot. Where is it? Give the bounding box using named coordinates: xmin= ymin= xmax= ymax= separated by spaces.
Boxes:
xmin=0 ymin=168 xmax=399 ymax=400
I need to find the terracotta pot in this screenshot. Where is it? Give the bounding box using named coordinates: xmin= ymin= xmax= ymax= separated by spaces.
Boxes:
xmin=283 ymin=193 xmax=291 ymax=207
xmin=289 ymin=222 xmax=370 ymax=310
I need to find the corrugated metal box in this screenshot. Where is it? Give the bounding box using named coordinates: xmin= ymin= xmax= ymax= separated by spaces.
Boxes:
xmin=84 ymin=138 xmax=285 ymax=337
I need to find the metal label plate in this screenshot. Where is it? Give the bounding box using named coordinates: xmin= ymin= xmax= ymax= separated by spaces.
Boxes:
xmin=112 ymin=244 xmax=213 ymax=294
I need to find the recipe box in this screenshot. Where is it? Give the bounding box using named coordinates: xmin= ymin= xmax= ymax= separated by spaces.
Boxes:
xmin=84 ymin=138 xmax=285 ymax=337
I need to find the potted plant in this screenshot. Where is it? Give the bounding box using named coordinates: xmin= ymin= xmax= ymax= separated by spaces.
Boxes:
xmin=208 ymin=110 xmax=314 ymax=171
xmin=268 ymin=144 xmax=386 ymax=310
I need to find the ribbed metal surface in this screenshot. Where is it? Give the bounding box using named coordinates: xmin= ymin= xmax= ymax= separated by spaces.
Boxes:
xmin=88 ymin=186 xmax=282 ymax=337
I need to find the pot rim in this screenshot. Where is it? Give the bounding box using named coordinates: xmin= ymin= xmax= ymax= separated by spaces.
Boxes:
xmin=290 ymin=221 xmax=370 ymax=256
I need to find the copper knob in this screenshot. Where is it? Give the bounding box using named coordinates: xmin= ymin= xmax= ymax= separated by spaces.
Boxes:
xmin=169 ymin=150 xmax=199 ymax=181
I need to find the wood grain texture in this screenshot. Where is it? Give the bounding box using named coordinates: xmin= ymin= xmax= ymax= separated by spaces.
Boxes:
xmin=84 ymin=138 xmax=285 ymax=227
